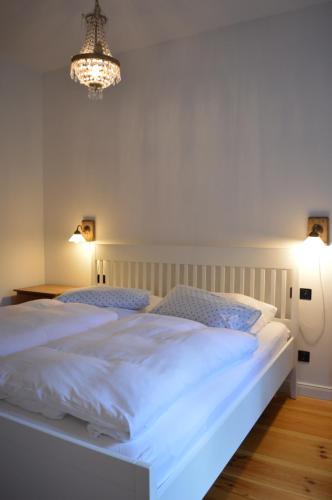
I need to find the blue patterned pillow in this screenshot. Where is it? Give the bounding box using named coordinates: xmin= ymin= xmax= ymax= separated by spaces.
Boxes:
xmin=150 ymin=285 xmax=261 ymax=331
xmin=57 ymin=286 xmax=150 ymax=310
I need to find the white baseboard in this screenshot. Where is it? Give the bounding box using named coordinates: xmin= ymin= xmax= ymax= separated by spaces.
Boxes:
xmin=297 ymin=382 xmax=332 ymax=400
xmin=279 ymin=379 xmax=332 ymax=400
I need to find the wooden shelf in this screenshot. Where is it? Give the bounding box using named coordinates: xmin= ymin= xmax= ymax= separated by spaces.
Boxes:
xmin=13 ymin=284 xmax=78 ymax=303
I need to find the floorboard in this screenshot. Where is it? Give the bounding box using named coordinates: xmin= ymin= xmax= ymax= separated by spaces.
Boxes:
xmin=205 ymin=395 xmax=332 ymax=499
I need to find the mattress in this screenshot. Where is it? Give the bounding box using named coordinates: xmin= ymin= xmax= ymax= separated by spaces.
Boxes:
xmin=0 ymin=320 xmax=289 ymax=488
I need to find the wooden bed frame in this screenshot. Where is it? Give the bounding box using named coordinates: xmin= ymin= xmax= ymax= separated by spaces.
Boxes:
xmin=0 ymin=245 xmax=298 ymax=500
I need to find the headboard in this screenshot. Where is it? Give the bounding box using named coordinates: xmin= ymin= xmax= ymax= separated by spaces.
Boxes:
xmin=92 ymin=244 xmax=298 ymax=326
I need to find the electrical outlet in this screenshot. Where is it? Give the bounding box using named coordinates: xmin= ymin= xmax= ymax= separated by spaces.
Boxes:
xmin=298 ymin=350 xmax=310 ymax=363
xmin=300 ymin=288 xmax=312 ymax=300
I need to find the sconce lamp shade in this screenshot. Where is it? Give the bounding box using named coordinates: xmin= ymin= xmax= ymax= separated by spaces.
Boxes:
xmin=68 ymin=226 xmax=86 ymax=244
xmin=304 ymin=234 xmax=325 ymax=250
xmin=68 ymin=220 xmax=95 ymax=243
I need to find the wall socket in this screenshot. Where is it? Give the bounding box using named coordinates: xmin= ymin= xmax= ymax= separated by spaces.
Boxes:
xmin=300 ymin=288 xmax=312 ymax=300
xmin=298 ymin=350 xmax=310 ymax=363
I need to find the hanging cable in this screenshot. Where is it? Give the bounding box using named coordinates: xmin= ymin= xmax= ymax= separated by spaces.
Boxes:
xmin=299 ymin=254 xmax=326 ymax=346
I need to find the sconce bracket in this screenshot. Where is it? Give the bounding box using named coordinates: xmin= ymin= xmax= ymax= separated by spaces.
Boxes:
xmin=81 ymin=219 xmax=95 ymax=242
xmin=307 ymin=217 xmax=329 ymax=245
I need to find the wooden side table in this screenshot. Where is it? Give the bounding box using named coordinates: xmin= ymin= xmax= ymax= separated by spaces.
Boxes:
xmin=13 ymin=285 xmax=78 ymax=304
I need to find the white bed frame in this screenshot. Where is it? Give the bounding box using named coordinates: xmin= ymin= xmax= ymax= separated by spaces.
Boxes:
xmin=0 ymin=245 xmax=298 ymax=500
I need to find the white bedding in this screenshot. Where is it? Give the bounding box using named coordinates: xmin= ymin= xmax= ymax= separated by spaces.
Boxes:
xmin=98 ymin=320 xmax=289 ymax=486
xmin=0 ymin=320 xmax=289 ymax=489
xmin=0 ymin=313 xmax=258 ymax=441
xmin=103 ymin=321 xmax=289 ymax=485
xmin=0 ymin=299 xmax=118 ymax=356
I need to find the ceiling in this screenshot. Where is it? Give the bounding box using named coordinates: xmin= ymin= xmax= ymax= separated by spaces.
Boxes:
xmin=0 ymin=0 xmax=329 ymax=72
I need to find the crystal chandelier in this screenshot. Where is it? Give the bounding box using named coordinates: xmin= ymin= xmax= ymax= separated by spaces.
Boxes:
xmin=70 ymin=0 xmax=121 ymax=100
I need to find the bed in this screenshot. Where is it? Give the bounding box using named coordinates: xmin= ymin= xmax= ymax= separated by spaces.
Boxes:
xmin=0 ymin=244 xmax=298 ymax=500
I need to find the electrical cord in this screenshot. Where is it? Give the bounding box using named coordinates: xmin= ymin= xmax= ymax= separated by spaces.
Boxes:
xmin=299 ymin=255 xmax=326 ymax=346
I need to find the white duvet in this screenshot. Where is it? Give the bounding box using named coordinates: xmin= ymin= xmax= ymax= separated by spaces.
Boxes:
xmin=0 ymin=299 xmax=118 ymax=356
xmin=0 ymin=313 xmax=257 ymax=441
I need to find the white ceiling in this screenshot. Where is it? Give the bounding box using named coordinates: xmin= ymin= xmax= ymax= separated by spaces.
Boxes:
xmin=0 ymin=0 xmax=329 ymax=72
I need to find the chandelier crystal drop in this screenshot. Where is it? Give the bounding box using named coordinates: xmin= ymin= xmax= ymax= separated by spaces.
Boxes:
xmin=70 ymin=0 xmax=121 ymax=100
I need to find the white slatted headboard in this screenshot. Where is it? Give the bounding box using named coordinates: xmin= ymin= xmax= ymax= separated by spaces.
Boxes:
xmin=92 ymin=245 xmax=297 ymax=324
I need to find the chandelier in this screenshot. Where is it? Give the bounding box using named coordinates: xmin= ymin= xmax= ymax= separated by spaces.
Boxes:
xmin=70 ymin=0 xmax=121 ymax=100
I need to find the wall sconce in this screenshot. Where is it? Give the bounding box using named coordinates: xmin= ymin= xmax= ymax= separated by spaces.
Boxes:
xmin=307 ymin=216 xmax=329 ymax=245
xmin=298 ymin=215 xmax=329 ymax=347
xmin=68 ymin=219 xmax=95 ymax=243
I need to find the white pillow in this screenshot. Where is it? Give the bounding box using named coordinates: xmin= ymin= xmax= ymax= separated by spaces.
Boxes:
xmin=143 ymin=295 xmax=162 ymax=312
xmin=150 ymin=286 xmax=262 ymax=331
xmin=215 ymin=293 xmax=277 ymax=333
xmin=57 ymin=286 xmax=150 ymax=310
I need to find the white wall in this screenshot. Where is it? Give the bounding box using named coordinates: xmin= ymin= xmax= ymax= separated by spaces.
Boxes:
xmin=43 ymin=4 xmax=332 ymax=395
xmin=0 ymin=58 xmax=44 ymax=303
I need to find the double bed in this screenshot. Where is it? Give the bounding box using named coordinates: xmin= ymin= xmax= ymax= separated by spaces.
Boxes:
xmin=0 ymin=244 xmax=297 ymax=500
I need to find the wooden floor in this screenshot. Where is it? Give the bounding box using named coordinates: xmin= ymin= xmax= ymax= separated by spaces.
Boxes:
xmin=205 ymin=395 xmax=332 ymax=499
